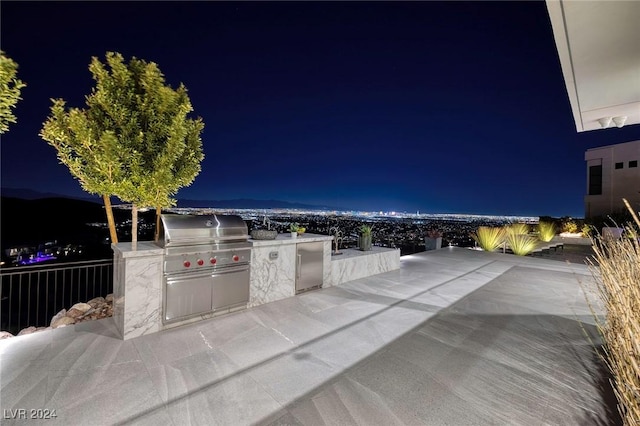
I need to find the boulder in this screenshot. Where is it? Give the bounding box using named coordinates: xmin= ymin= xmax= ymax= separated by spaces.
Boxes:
xmin=52 ymin=316 xmax=76 ymax=328
xmin=69 ymin=302 xmax=92 ymax=313
xmin=17 ymin=326 xmax=37 ymax=336
xmin=66 ymin=308 xmax=85 ymax=319
xmin=0 ymin=331 xmax=14 ymax=339
xmin=87 ymin=297 xmax=105 ymax=308
xmin=105 ymin=293 xmax=114 ymax=303
xmin=50 ymin=309 xmax=67 ymax=327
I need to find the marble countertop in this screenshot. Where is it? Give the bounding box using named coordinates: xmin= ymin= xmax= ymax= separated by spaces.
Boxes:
xmin=250 ymin=233 xmax=333 ymax=247
xmin=112 ymin=241 xmax=164 ymax=258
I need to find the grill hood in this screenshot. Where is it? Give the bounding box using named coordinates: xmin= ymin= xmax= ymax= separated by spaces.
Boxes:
xmin=157 ymin=214 xmax=249 ymax=247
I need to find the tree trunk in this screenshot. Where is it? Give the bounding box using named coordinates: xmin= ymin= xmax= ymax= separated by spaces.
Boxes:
xmin=154 ymin=206 xmax=161 ymax=242
xmin=102 ymin=194 xmax=118 ymax=244
xmin=131 ymin=203 xmax=138 ymax=250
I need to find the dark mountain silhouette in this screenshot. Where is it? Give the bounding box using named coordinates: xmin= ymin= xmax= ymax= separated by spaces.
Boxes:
xmin=0 ymin=187 xmax=107 ymax=204
xmin=1 ymin=187 xmax=345 ymax=211
xmin=0 ymin=196 xmax=125 ymax=249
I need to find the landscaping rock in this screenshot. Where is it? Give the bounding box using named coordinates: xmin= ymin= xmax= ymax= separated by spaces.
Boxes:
xmin=17 ymin=326 xmax=37 ymax=336
xmin=105 ymin=293 xmax=114 ymax=303
xmin=50 ymin=309 xmax=67 ymax=327
xmin=87 ymin=297 xmax=105 ymax=308
xmin=66 ymin=308 xmax=85 ymax=319
xmin=52 ymin=316 xmax=76 ymax=328
xmin=0 ymin=331 xmax=14 ymax=339
xmin=69 ymin=302 xmax=92 ymax=313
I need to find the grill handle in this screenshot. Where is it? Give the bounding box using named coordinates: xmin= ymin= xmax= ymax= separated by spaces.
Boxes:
xmin=297 ymin=254 xmax=302 ymax=279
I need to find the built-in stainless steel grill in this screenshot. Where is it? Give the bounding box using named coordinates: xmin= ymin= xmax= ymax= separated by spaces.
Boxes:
xmin=157 ymin=214 xmax=251 ymax=324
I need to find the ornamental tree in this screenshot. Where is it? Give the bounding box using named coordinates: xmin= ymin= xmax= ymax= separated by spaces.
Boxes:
xmin=0 ymin=51 xmax=27 ymax=134
xmin=41 ymin=52 xmax=204 ymax=245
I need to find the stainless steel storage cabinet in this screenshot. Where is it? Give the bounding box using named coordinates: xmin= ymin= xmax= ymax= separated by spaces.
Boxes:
xmin=295 ymin=241 xmax=323 ymax=294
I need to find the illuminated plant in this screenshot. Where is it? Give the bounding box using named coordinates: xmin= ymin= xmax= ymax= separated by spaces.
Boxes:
xmin=471 ymin=226 xmax=505 ymax=252
xmin=582 ymin=224 xmax=593 ymax=238
xmin=0 ymin=50 xmax=26 ymax=134
xmin=41 ymin=52 xmax=204 ymax=244
xmin=506 ymin=232 xmax=538 ymax=256
xmin=563 ymin=220 xmax=578 ymax=233
xmin=506 ymin=223 xmax=529 ymax=236
xmin=538 ymin=221 xmax=556 ymax=242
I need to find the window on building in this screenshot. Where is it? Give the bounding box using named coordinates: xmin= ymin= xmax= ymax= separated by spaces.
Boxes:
xmin=588 ymin=165 xmax=602 ymax=195
xmin=615 ymin=162 xmax=624 ymax=169
xmin=630 ymin=160 xmax=638 ymax=168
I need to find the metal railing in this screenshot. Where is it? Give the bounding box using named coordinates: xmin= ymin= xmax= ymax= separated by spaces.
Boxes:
xmin=0 ymin=259 xmax=113 ymax=335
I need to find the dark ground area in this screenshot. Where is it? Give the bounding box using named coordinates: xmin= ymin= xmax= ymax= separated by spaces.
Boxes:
xmin=533 ymin=243 xmax=596 ymax=266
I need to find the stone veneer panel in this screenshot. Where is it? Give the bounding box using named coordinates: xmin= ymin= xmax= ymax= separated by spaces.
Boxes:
xmin=249 ymin=244 xmax=296 ymax=307
xmin=330 ymin=246 xmax=401 ymax=286
xmin=249 ymin=234 xmax=333 ymax=304
xmin=112 ymin=242 xmax=164 ymax=340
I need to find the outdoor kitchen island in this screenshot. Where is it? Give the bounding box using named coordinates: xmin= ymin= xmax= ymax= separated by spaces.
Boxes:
xmin=112 ymin=232 xmax=399 ymax=340
xmin=111 ymin=233 xmax=333 ymax=340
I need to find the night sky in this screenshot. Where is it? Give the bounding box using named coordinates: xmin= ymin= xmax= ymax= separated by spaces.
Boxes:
xmin=2 ymin=1 xmax=639 ymax=217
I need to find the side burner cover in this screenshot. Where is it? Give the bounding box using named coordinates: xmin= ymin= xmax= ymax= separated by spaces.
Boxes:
xmin=157 ymin=214 xmax=248 ymax=247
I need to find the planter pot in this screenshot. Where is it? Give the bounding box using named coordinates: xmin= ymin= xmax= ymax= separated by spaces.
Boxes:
xmin=359 ymin=234 xmax=372 ymax=251
xmin=290 ymin=231 xmax=297 ymax=239
xmin=425 ymin=237 xmax=442 ymax=251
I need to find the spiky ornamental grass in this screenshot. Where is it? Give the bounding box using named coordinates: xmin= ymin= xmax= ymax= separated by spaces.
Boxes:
xmin=538 ymin=221 xmax=556 ymax=242
xmin=506 ymin=223 xmax=530 ymax=236
xmin=472 ymin=226 xmax=505 ymax=252
xmin=587 ymin=199 xmax=640 ymax=425
xmin=505 ymin=232 xmax=538 ymax=256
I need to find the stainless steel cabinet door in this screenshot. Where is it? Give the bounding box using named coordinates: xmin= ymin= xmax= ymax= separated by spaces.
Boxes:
xmin=212 ymin=266 xmax=250 ymax=310
xmin=296 ymin=241 xmax=323 ymax=293
xmin=165 ymin=272 xmax=213 ymax=322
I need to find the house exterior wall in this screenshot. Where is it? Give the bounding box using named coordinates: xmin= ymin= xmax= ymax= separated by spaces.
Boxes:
xmin=585 ymin=140 xmax=640 ymax=218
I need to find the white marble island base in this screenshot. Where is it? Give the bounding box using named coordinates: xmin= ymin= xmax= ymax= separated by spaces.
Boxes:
xmin=249 ymin=233 xmax=333 ymax=306
xmin=331 ymin=246 xmax=401 ymax=286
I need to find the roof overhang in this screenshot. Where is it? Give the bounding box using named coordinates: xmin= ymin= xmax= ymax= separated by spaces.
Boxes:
xmin=546 ymin=0 xmax=640 ymax=132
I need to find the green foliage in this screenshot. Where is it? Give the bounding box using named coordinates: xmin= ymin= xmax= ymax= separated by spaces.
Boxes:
xmin=562 ymin=220 xmax=578 ymax=233
xmin=40 ymin=52 xmax=204 ymax=242
xmin=471 ymin=226 xmax=505 ymax=252
xmin=506 ymin=232 xmax=538 ymax=256
xmin=0 ymin=51 xmax=26 ymax=134
xmin=582 ymin=224 xmax=593 ymax=238
xmin=359 ymin=224 xmax=373 ymax=236
xmin=289 ymin=222 xmax=299 ymax=232
xmin=538 ymin=221 xmax=556 ymax=242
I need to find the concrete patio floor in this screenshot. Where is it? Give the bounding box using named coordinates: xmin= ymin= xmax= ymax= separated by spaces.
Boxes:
xmin=0 ymin=248 xmax=617 ymax=425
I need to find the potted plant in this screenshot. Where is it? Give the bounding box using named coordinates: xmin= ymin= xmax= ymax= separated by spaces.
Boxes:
xmin=289 ymin=222 xmax=299 ymax=239
xmin=425 ymin=229 xmax=443 ymax=251
xmin=359 ymin=224 xmax=373 ymax=251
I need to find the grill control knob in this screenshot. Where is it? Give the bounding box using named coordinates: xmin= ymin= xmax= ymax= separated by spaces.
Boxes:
xmin=210 ymin=258 xmax=217 ymax=265
xmin=183 ymin=260 xmax=191 ymax=268
xmin=197 ymin=259 xmax=204 ymax=266
xmin=233 ymin=255 xmax=239 ymax=262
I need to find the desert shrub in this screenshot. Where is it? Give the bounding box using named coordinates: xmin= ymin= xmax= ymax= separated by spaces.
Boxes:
xmin=471 ymin=226 xmax=505 ymax=252
xmin=587 ymin=200 xmax=640 ymax=425
xmin=538 ymin=221 xmax=556 ymax=242
xmin=505 ymin=232 xmax=538 ymax=256
xmin=582 ymin=224 xmax=593 ymax=238
xmin=506 ymin=223 xmax=529 ymax=235
xmin=562 ymin=219 xmax=579 ymax=233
